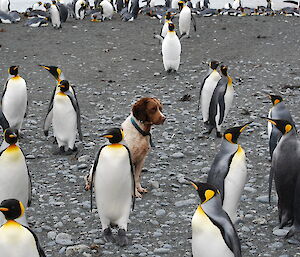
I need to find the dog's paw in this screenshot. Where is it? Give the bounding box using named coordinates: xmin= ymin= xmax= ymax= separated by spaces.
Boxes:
xmin=84 ymin=174 xmax=91 ymax=191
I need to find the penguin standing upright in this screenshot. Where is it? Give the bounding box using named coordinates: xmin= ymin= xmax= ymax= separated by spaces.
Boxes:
xmin=0 ymin=0 xmax=10 ymax=13
xmin=0 ymin=199 xmax=45 ymax=257
xmin=162 ymin=22 xmax=181 ymax=73
xmin=187 ymin=179 xmax=242 ymax=257
xmin=207 ymin=122 xmax=251 ymax=223
xmin=0 ymin=128 xmax=31 ymax=226
xmin=57 ymin=1 xmax=69 ymax=22
xmin=86 ymin=128 xmax=135 ymax=246
xmin=50 ymin=0 xmax=62 ymax=29
xmin=207 ymin=65 xmax=234 ymax=137
xmin=267 ymin=94 xmax=295 ymax=158
xmin=75 ymin=0 xmax=86 ymax=19
xmin=47 ymin=80 xmax=82 ymax=154
xmin=1 ymin=66 xmax=27 ymax=131
xmin=265 ymin=118 xmax=300 ymax=238
xmin=32 ymin=1 xmax=46 ymax=11
xmin=178 ymin=0 xmax=196 ymax=38
xmin=100 ymin=0 xmax=114 ymax=20
xmin=198 ymin=61 xmax=221 ymax=124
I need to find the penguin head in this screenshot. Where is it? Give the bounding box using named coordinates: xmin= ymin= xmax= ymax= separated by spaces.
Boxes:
xmin=223 ymin=121 xmax=252 ymax=144
xmin=209 ymin=61 xmax=219 ymax=70
xmin=220 ymin=65 xmax=228 ymax=76
xmin=8 ymin=66 xmax=19 ymax=76
xmin=269 ymin=95 xmax=282 ymax=106
xmin=266 ymin=118 xmax=293 ymax=135
xmin=58 ymin=80 xmax=70 ymax=92
xmin=178 ymin=0 xmax=185 ymax=10
xmin=168 ymin=22 xmax=175 ymax=32
xmin=39 ymin=65 xmax=62 ymax=81
xmin=165 ymin=11 xmax=173 ymax=20
xmin=0 ymin=199 xmax=25 ymax=220
xmin=44 ymin=3 xmax=51 ymax=9
xmin=52 ymin=0 xmax=57 ymax=4
xmin=186 ymin=178 xmax=219 ymax=204
xmin=100 ymin=128 xmax=124 ymax=144
xmin=38 ymin=1 xmax=42 ymax=5
xmin=4 ymin=128 xmax=19 ymax=145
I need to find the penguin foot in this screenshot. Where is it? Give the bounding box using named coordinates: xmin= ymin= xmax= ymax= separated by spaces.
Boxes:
xmin=204 ymin=121 xmax=209 ymax=126
xmin=103 ymin=228 xmax=115 ymax=243
xmin=65 ymin=147 xmax=78 ymax=155
xmin=53 ymin=146 xmax=65 ymax=155
xmin=116 ymin=229 xmax=128 ymax=247
xmin=216 ymin=131 xmax=223 ymax=138
xmin=135 ymin=189 xmax=143 ymax=198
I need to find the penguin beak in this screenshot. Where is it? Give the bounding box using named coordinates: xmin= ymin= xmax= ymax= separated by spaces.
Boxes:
xmin=39 ymin=65 xmax=50 ymax=71
xmin=0 ymin=207 xmax=8 ymax=212
xmin=239 ymin=121 xmax=252 ymax=133
xmin=100 ymin=134 xmax=113 ymax=139
xmin=185 ymin=177 xmax=198 ymax=190
xmin=8 ymin=133 xmax=17 ymax=138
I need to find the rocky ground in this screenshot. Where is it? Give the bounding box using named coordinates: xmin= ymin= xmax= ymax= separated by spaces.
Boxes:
xmin=1 ymin=13 xmax=300 ymax=257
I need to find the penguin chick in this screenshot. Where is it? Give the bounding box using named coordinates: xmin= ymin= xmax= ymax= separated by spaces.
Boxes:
xmin=197 ymin=60 xmax=221 ymax=124
xmin=1 ymin=66 xmax=27 ymax=132
xmin=187 ymin=179 xmax=242 ymax=257
xmin=0 ymin=199 xmax=45 ymax=257
xmin=87 ymin=128 xmax=135 ymax=246
xmin=266 ymin=118 xmax=300 ymax=237
xmin=162 ymin=22 xmax=181 ymax=73
xmin=207 ymin=65 xmax=234 ymax=137
xmin=0 ymin=128 xmax=31 ymax=227
xmin=50 ymin=80 xmax=82 ymax=155
xmin=267 ymin=94 xmax=295 ymax=159
xmin=207 ymin=122 xmax=251 ymax=223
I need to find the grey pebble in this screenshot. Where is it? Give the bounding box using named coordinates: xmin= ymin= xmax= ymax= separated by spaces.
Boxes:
xmin=55 ymin=233 xmax=74 ymax=246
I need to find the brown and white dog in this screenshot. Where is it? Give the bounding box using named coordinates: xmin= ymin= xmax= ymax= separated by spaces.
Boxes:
xmin=122 ymin=97 xmax=166 ymax=198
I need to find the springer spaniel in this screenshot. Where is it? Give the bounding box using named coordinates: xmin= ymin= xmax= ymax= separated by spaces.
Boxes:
xmin=122 ymin=97 xmax=166 ymax=198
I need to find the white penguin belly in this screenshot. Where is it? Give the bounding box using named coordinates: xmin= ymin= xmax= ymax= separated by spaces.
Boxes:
xmin=53 ymin=94 xmax=77 ymax=149
xmin=2 ymin=77 xmax=27 ymax=130
xmin=0 ymin=222 xmax=40 ymax=257
xmin=50 ymin=5 xmax=61 ymax=27
xmin=223 ymin=146 xmax=247 ymax=223
xmin=179 ymin=7 xmax=191 ymax=35
xmin=0 ymin=146 xmax=29 ymax=226
xmin=95 ymin=146 xmax=132 ymax=226
xmin=192 ymin=207 xmax=234 ymax=257
xmin=101 ymin=1 xmax=114 ymax=18
xmin=162 ymin=34 xmax=181 ymax=71
xmin=201 ymin=71 xmax=221 ymax=122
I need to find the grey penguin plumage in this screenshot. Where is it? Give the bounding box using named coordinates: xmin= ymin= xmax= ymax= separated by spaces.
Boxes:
xmin=207 ymin=122 xmax=251 ymax=223
xmin=57 ymin=2 xmax=68 ymax=22
xmin=0 ymin=129 xmax=32 ymax=227
xmin=47 ymin=80 xmax=82 ymax=154
xmin=87 ymin=128 xmax=135 ymax=246
xmin=267 ymin=94 xmax=295 ymax=158
xmin=0 ymin=199 xmax=45 ymax=257
xmin=24 ymin=17 xmax=48 ymax=27
xmin=187 ymin=179 xmax=242 ymax=257
xmin=207 ymin=65 xmax=234 ymax=137
xmin=266 ymin=118 xmax=300 ymax=237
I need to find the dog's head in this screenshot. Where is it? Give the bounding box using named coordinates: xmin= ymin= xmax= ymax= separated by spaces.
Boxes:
xmin=132 ymin=97 xmax=166 ymax=125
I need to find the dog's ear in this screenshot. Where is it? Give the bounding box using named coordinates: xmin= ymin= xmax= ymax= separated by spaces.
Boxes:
xmin=132 ymin=98 xmax=149 ymax=122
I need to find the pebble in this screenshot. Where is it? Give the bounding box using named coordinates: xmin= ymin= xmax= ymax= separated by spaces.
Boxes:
xmin=65 ymin=244 xmax=90 ymax=256
xmin=156 ymin=209 xmax=166 ymax=216
xmin=56 ymin=233 xmax=73 ymax=246
xmin=175 ymin=199 xmax=195 ymax=207
xmin=171 ymin=152 xmax=185 ymax=159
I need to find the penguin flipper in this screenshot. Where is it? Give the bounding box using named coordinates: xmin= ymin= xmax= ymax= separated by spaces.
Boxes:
xmin=191 ymin=14 xmax=196 ymax=31
xmin=0 ymin=109 xmax=9 ymax=130
xmin=90 ymin=145 xmax=106 ymax=212
xmin=66 ymin=92 xmax=83 ymax=141
xmin=197 ymin=74 xmax=209 ymax=111
xmin=208 ymin=86 xmax=220 ymax=128
xmin=43 ymin=102 xmax=54 ymax=137
xmin=1 ymin=80 xmax=8 ymax=101
xmin=22 ymin=225 xmax=46 ymax=257
xmin=124 ymin=145 xmax=136 ymax=210
xmin=268 ymin=164 xmax=274 ymax=204
xmin=217 ymin=89 xmax=226 ymax=126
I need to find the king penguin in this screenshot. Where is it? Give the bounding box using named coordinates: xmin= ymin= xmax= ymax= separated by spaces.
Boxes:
xmin=267 ymin=94 xmax=295 ymax=158
xmin=186 ymin=179 xmax=242 ymax=257
xmin=75 ymin=0 xmax=86 ymax=20
xmin=50 ymin=0 xmax=62 ymax=29
xmin=100 ymin=0 xmax=114 ymax=20
xmin=265 ymin=118 xmax=300 ymax=238
xmin=0 ymin=128 xmax=31 ymax=226
xmin=178 ymin=0 xmax=196 ymax=38
xmin=197 ymin=61 xmax=221 ymax=125
xmin=87 ymin=128 xmax=135 ymax=246
xmin=0 ymin=0 xmax=10 ymax=13
xmin=1 ymin=66 xmax=27 ymax=132
xmin=162 ymin=22 xmax=181 ymax=73
xmin=47 ymin=80 xmax=82 ymax=155
xmin=207 ymin=122 xmax=251 ymax=223
xmin=0 ymin=199 xmax=45 ymax=257
xmin=207 ymin=65 xmax=234 ymax=137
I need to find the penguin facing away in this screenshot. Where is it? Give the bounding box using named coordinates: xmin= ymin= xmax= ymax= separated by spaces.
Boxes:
xmin=88 ymin=128 xmax=135 ymax=246
xmin=1 ymin=66 xmax=27 ymax=131
xmin=197 ymin=60 xmax=221 ymax=124
xmin=100 ymin=0 xmax=114 ymax=20
xmin=0 ymin=128 xmax=31 ymax=227
xmin=207 ymin=122 xmax=251 ymax=223
xmin=267 ymin=94 xmax=295 ymax=159
xmin=162 ymin=22 xmax=181 ymax=73
xmin=207 ymin=65 xmax=234 ymax=137
xmin=186 ymin=179 xmax=242 ymax=257
xmin=0 ymin=199 xmax=45 ymax=257
xmin=48 ymin=80 xmax=82 ymax=155
xmin=266 ymin=118 xmax=300 ymax=236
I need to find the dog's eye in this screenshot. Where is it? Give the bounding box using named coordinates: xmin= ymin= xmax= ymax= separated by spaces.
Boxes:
xmin=151 ymin=107 xmax=157 ymax=112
